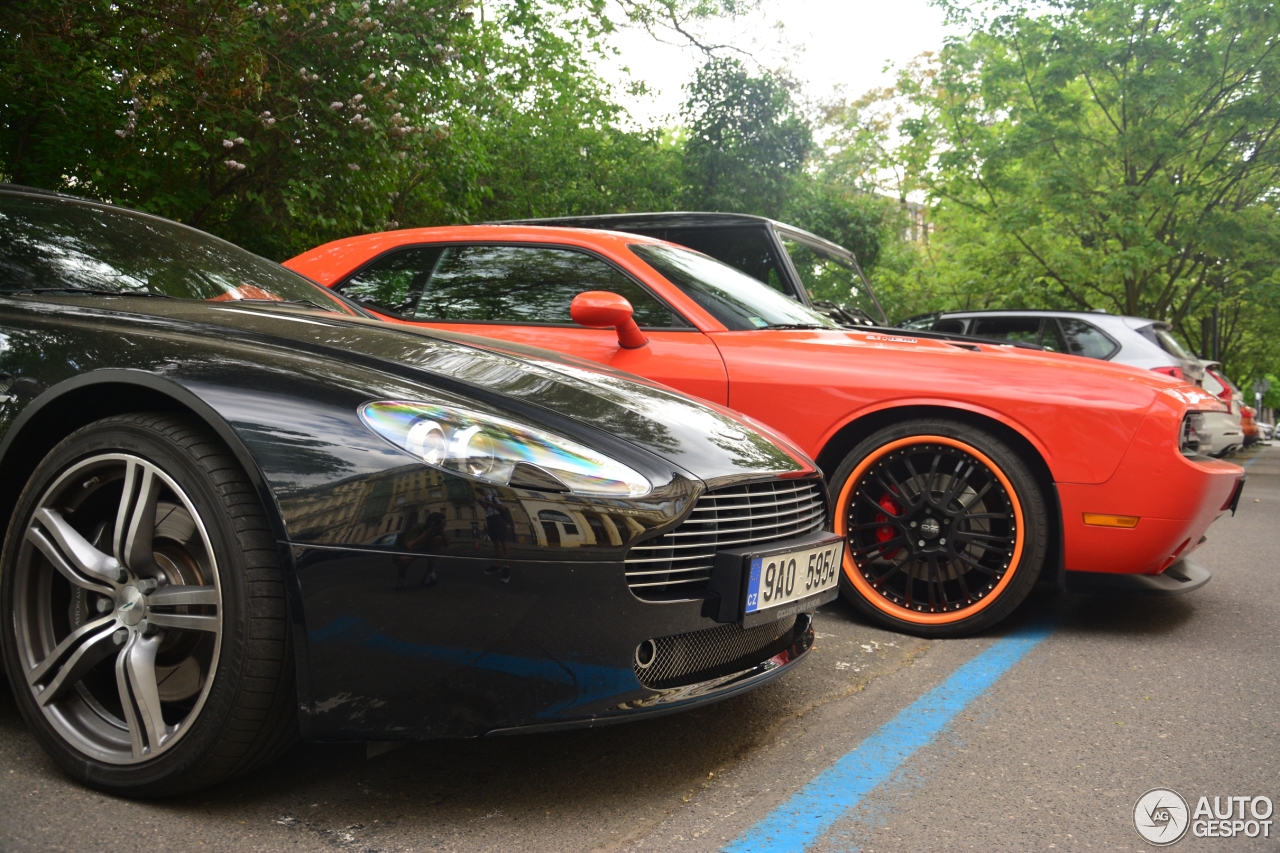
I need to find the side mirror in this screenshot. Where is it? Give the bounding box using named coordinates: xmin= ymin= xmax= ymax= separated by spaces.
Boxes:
xmin=570 ymin=291 xmax=648 ymax=349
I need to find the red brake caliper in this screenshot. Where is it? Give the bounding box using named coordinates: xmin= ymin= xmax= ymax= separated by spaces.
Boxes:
xmin=874 ymin=493 xmax=902 ymax=560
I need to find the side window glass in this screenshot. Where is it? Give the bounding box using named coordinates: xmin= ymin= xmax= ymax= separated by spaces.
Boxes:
xmin=415 ymin=245 xmax=682 ymax=328
xmin=972 ymin=317 xmax=1041 ymax=344
xmin=1039 ymin=320 xmax=1067 ymax=352
xmin=1059 ymin=318 xmax=1118 ymax=359
xmin=666 ymin=227 xmax=789 ymax=294
xmin=336 ymin=247 xmax=442 ymax=315
xmin=933 ymin=319 xmax=966 ymax=334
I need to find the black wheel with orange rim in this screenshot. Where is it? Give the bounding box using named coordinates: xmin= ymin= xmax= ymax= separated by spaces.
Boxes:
xmin=829 ymin=419 xmax=1047 ymax=637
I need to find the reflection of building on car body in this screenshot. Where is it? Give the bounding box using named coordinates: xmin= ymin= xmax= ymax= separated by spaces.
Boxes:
xmin=289 ymin=224 xmax=1246 ymax=639
xmin=0 ymin=186 xmax=838 ymax=798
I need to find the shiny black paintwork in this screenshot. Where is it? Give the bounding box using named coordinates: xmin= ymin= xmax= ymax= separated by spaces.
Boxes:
xmin=0 ymin=191 xmax=820 ymax=739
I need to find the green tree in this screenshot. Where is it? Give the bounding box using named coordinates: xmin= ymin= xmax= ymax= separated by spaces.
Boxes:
xmin=0 ymin=0 xmax=701 ymax=259
xmin=889 ymin=0 xmax=1280 ymax=378
xmin=0 ymin=0 xmax=476 ymax=259
xmin=680 ymin=57 xmax=811 ymax=217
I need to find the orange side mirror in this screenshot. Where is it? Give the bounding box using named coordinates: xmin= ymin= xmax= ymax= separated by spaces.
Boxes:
xmin=570 ymin=291 xmax=649 ymax=349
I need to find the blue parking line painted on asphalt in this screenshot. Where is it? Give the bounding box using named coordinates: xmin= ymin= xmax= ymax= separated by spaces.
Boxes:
xmin=723 ymin=620 xmax=1055 ymax=853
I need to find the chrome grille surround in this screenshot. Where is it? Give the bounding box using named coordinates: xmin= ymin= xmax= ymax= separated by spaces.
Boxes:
xmin=633 ymin=616 xmax=800 ymax=689
xmin=624 ymin=477 xmax=827 ymax=601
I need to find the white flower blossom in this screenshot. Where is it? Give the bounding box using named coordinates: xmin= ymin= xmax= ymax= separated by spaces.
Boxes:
xmin=223 ymin=139 xmax=235 ymax=148
xmin=347 ymin=163 xmax=360 ymax=171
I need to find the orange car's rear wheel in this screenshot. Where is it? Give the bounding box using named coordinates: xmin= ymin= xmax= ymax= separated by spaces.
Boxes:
xmin=830 ymin=419 xmax=1047 ymax=638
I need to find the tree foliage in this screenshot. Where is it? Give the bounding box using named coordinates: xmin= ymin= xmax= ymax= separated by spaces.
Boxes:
xmin=679 ymin=56 xmax=811 ymax=217
xmin=0 ymin=0 xmax=694 ymax=259
xmin=886 ymin=0 xmax=1280 ymax=386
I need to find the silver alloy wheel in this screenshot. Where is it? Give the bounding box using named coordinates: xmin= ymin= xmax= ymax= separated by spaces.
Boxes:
xmin=13 ymin=453 xmax=223 ymax=765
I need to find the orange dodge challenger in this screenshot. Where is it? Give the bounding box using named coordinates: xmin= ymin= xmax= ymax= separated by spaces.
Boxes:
xmin=287 ymin=226 xmax=1246 ymax=637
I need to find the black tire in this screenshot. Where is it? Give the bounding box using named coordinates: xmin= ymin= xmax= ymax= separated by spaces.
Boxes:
xmin=0 ymin=413 xmax=297 ymax=797
xmin=829 ymin=418 xmax=1048 ymax=638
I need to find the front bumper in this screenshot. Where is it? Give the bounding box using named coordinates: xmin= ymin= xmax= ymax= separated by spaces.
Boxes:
xmin=1063 ymin=557 xmax=1212 ymax=596
xmin=291 ymin=545 xmax=815 ymax=741
xmin=1058 ymin=448 xmax=1244 ymax=576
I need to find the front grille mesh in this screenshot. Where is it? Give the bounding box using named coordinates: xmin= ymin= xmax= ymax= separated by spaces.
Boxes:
xmin=634 ymin=616 xmax=799 ymax=689
xmin=625 ymin=478 xmax=826 ymax=600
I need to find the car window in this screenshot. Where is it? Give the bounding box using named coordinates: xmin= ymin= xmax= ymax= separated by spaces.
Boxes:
xmin=414 ymin=245 xmax=683 ymax=328
xmin=0 ymin=192 xmax=352 ymax=310
xmin=663 ymin=227 xmax=790 ymax=293
xmin=778 ymin=235 xmax=884 ymax=323
xmin=1154 ymin=327 xmax=1194 ymax=360
xmin=336 ymin=247 xmax=443 ymax=316
xmin=932 ymin=319 xmax=966 ymax=334
xmin=1058 ymin=318 xmax=1118 ymax=359
xmin=972 ymin=317 xmax=1042 ymax=345
xmin=1039 ymin=319 xmax=1067 ymax=353
xmin=630 ymin=243 xmax=840 ymax=331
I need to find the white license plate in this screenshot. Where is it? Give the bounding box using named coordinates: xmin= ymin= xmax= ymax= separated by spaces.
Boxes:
xmin=744 ymin=540 xmax=843 ymax=619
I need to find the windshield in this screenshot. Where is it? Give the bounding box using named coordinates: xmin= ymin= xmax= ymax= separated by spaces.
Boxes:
xmin=629 ymin=243 xmax=840 ymax=331
xmin=777 ymin=233 xmax=887 ymax=325
xmin=0 ymin=192 xmax=353 ymax=311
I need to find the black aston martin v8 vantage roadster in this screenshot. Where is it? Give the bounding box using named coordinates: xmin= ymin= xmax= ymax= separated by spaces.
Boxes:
xmin=0 ymin=186 xmax=841 ymax=797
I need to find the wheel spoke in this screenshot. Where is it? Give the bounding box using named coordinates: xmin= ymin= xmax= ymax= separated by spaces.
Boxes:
xmin=959 ymin=477 xmax=995 ymax=512
xmin=871 ymin=473 xmax=904 ymax=506
xmin=939 ymin=462 xmax=976 ymax=510
xmin=114 ymin=459 xmax=162 ymax=575
xmin=147 ymin=585 xmax=219 ymax=607
xmin=849 ymin=536 xmax=905 ymax=561
xmin=870 ymin=560 xmax=906 ymax=585
xmin=29 ymin=617 xmax=119 ymax=705
xmin=952 ymin=557 xmax=976 ymax=603
xmin=146 ymin=612 xmax=220 ymax=633
xmin=953 ymin=529 xmax=1015 ymax=547
xmin=881 ymin=466 xmax=916 ymax=508
xmin=29 ymin=509 xmax=120 ymax=592
xmin=116 ymin=633 xmax=167 ymax=758
xmin=856 ymin=490 xmax=903 ymax=518
xmin=956 ymin=551 xmax=1001 ymax=575
xmin=925 ymin=452 xmax=942 ymax=498
xmin=928 ymin=554 xmax=951 ymax=608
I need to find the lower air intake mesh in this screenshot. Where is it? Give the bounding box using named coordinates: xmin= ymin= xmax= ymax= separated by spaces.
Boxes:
xmin=633 ymin=616 xmax=798 ymax=690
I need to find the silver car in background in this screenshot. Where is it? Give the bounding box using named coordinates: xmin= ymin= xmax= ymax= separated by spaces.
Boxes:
xmin=903 ymin=310 xmax=1206 ymax=385
xmin=1197 ymin=361 xmax=1244 ymax=457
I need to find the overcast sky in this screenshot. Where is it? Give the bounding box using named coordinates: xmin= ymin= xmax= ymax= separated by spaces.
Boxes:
xmin=599 ymin=0 xmax=955 ymax=128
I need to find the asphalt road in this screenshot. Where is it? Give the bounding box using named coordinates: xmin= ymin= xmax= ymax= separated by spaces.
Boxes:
xmin=1 ymin=443 xmax=1275 ymax=853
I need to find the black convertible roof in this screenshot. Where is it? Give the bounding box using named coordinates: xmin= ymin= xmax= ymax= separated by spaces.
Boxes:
xmin=498 ymin=211 xmax=854 ymax=258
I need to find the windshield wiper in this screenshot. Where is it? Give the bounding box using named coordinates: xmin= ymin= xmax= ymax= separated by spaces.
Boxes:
xmin=226 ymin=297 xmax=335 ymax=312
xmin=760 ymin=322 xmax=831 ymax=330
xmin=10 ymin=287 xmax=174 ymax=298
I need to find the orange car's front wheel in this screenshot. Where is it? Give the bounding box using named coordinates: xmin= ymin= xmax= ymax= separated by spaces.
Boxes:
xmin=830 ymin=419 xmax=1047 ymax=638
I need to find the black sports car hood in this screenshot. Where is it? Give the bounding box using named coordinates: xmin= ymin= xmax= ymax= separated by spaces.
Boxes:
xmin=39 ymin=297 xmax=810 ymax=483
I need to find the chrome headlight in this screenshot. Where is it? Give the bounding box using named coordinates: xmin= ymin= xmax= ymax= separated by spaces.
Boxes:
xmin=359 ymin=401 xmax=652 ymax=497
xmin=1180 ymin=411 xmax=1206 ymax=456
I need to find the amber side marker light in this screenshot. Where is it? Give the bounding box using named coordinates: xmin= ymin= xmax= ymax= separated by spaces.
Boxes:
xmin=1083 ymin=513 xmax=1141 ymax=528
